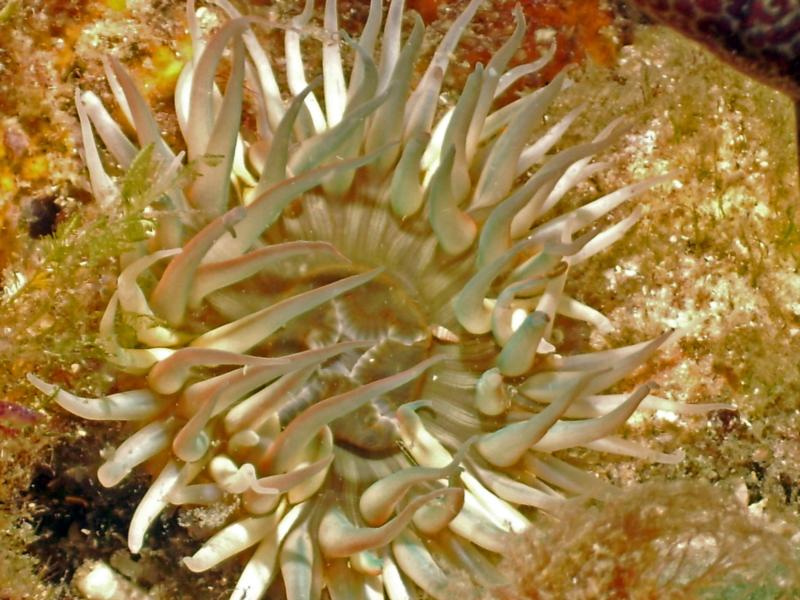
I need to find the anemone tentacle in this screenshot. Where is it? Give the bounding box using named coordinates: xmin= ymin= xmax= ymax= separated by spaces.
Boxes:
xmin=31 ymin=1 xmax=733 ymax=598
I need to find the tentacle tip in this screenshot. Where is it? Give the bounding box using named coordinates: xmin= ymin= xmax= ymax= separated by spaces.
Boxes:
xmin=597 ymin=322 xmax=615 ymax=335
xmin=26 ymin=373 xmax=55 ymax=396
xmin=182 ymin=556 xmax=205 ymax=573
xmin=128 ymin=537 xmax=143 ymax=556
xmin=26 ymin=372 xmax=42 ymax=386
xmin=661 ymin=448 xmax=686 ymax=465
xmin=97 ymin=463 xmax=124 ymax=488
xmin=662 ymin=327 xmax=685 ymax=347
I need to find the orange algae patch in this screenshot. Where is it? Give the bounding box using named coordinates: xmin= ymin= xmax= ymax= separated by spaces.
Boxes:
xmin=531 ymin=0 xmax=618 ymax=69
xmin=339 ymin=0 xmax=619 ymax=80
xmin=52 ymin=23 xmax=83 ymax=77
xmin=467 ymin=0 xmax=619 ymax=81
xmin=407 ymin=0 xmax=439 ymax=24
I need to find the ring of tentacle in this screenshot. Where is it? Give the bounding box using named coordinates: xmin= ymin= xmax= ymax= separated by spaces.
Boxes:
xmin=28 ymin=1 xmax=729 ymax=599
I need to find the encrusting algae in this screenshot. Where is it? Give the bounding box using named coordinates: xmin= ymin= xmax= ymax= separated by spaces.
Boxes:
xmin=1 ymin=0 xmax=800 ymax=599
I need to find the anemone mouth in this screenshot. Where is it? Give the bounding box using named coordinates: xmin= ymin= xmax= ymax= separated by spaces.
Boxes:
xmin=25 ymin=0 xmax=734 ymax=598
xmin=202 ymin=189 xmax=460 ymax=461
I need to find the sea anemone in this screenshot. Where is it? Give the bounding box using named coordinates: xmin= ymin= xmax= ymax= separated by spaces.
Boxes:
xmin=28 ymin=0 xmax=729 ymax=598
